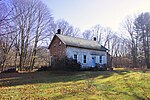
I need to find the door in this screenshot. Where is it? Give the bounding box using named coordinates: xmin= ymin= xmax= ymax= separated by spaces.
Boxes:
xmin=92 ymin=57 xmax=96 ymax=67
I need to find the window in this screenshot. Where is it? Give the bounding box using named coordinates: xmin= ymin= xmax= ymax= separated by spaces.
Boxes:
xmin=59 ymin=42 xmax=61 ymax=46
xmin=54 ymin=44 xmax=56 ymax=47
xmin=99 ymin=56 xmax=102 ymax=63
xmin=74 ymin=54 xmax=77 ymax=62
xmin=83 ymin=55 xmax=86 ymax=63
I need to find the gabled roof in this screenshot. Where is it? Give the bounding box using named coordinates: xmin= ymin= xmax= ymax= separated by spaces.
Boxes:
xmin=49 ymin=34 xmax=108 ymax=51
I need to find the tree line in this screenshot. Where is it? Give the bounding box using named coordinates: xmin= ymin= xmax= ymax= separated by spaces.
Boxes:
xmin=0 ymin=0 xmax=150 ymax=72
xmin=122 ymin=13 xmax=150 ymax=69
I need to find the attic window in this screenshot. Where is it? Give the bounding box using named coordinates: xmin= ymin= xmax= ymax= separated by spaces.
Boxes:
xmin=59 ymin=42 xmax=61 ymax=46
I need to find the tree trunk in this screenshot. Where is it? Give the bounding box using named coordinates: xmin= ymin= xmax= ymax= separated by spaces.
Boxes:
xmin=146 ymin=31 xmax=150 ymax=69
xmin=14 ymin=51 xmax=18 ymax=69
xmin=30 ymin=34 xmax=39 ymax=71
xmin=132 ymin=46 xmax=137 ymax=68
xmin=19 ymin=28 xmax=25 ymax=71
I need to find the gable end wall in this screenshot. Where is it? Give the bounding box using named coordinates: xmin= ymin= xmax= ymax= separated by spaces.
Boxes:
xmin=49 ymin=36 xmax=66 ymax=66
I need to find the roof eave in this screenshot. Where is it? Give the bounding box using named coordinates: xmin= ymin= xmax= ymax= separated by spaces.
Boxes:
xmin=66 ymin=45 xmax=107 ymax=51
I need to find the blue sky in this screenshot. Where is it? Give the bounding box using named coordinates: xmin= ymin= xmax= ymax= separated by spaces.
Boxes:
xmin=43 ymin=0 xmax=150 ymax=32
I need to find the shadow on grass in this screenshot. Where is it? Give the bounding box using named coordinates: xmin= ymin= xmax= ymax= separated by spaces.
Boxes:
xmin=99 ymin=70 xmax=131 ymax=79
xmin=0 ymin=70 xmax=131 ymax=87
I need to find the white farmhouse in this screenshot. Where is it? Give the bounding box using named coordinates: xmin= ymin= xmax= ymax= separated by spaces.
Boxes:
xmin=48 ymin=30 xmax=110 ymax=70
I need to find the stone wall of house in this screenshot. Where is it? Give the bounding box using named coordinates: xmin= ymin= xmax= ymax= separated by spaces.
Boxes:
xmin=49 ymin=36 xmax=66 ymax=67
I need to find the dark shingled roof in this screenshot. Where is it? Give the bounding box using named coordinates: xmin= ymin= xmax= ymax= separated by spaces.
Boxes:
xmin=49 ymin=34 xmax=108 ymax=51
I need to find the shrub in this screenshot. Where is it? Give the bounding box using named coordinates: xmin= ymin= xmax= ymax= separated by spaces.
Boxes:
xmin=108 ymin=67 xmax=113 ymax=71
xmin=1 ymin=68 xmax=17 ymax=73
xmin=95 ymin=64 xmax=107 ymax=71
xmin=81 ymin=64 xmax=108 ymax=71
xmin=52 ymin=57 xmax=81 ymax=71
xmin=65 ymin=58 xmax=81 ymax=71
xmin=80 ymin=67 xmax=96 ymax=71
xmin=37 ymin=66 xmax=49 ymax=71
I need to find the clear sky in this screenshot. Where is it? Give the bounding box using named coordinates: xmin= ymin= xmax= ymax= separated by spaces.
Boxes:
xmin=43 ymin=0 xmax=150 ymax=32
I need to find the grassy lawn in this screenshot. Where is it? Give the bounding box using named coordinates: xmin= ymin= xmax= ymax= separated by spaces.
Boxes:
xmin=0 ymin=69 xmax=150 ymax=100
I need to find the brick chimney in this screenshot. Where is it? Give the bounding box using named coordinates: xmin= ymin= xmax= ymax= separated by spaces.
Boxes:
xmin=57 ymin=29 xmax=61 ymax=34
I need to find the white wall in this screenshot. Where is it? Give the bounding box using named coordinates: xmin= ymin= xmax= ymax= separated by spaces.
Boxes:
xmin=66 ymin=46 xmax=107 ymax=68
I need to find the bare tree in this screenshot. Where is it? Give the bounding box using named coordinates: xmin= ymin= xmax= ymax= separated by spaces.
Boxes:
xmin=102 ymin=28 xmax=114 ymax=49
xmin=29 ymin=0 xmax=53 ymax=70
xmin=122 ymin=16 xmax=138 ymax=68
xmin=0 ymin=0 xmax=18 ymax=71
xmin=82 ymin=30 xmax=93 ymax=40
xmin=10 ymin=0 xmax=53 ymax=71
xmin=56 ymin=19 xmax=79 ymax=37
xmin=82 ymin=25 xmax=113 ymax=47
xmin=91 ymin=25 xmax=103 ymax=43
xmin=0 ymin=1 xmax=9 ymax=28
xmin=134 ymin=12 xmax=150 ymax=69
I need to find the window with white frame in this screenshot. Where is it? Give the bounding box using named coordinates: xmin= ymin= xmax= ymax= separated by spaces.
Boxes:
xmin=83 ymin=55 xmax=86 ymax=63
xmin=99 ymin=56 xmax=102 ymax=63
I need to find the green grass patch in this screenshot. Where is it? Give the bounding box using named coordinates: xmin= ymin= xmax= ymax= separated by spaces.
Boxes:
xmin=0 ymin=69 xmax=150 ymax=100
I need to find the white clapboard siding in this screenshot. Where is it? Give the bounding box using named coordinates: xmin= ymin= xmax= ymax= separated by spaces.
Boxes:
xmin=66 ymin=46 xmax=107 ymax=68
